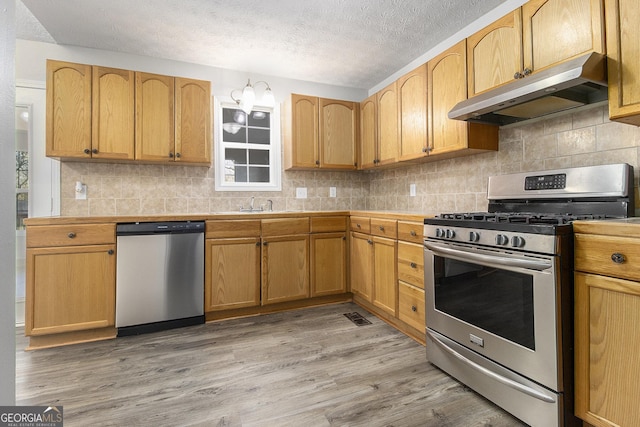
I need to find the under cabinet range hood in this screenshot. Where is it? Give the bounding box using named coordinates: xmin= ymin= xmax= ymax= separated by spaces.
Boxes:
xmin=449 ymin=52 xmax=608 ymax=126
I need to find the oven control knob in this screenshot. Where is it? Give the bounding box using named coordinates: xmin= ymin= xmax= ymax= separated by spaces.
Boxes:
xmin=435 ymin=228 xmax=445 ymax=238
xmin=469 ymin=231 xmax=480 ymax=242
xmin=445 ymin=229 xmax=456 ymax=239
xmin=495 ymin=234 xmax=509 ymax=245
xmin=511 ymin=236 xmax=526 ymax=248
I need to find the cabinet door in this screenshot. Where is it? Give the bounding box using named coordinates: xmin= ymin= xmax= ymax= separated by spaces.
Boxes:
xmin=319 ymin=98 xmax=358 ymax=169
xmin=262 ymin=235 xmax=310 ymax=304
xmin=605 ymin=0 xmax=640 ymax=126
xmin=46 ymin=60 xmax=92 ymax=158
xmin=376 ymin=82 xmax=399 ymax=166
xmin=523 ymin=0 xmax=604 ymax=73
xmin=205 ymin=238 xmax=261 ymax=311
xmin=92 ymin=66 xmax=135 ymax=160
xmin=372 ymin=236 xmax=397 ymax=316
xmin=175 ymin=77 xmax=211 ymax=164
xmin=311 ymin=232 xmax=347 ymax=296
xmin=350 ymin=231 xmax=373 ymax=301
xmin=398 ymin=64 xmax=428 ymax=161
xmin=25 ymin=244 xmax=115 ymax=336
xmin=290 ymin=94 xmax=319 ymax=168
xmin=467 ymin=9 xmax=523 ymax=97
xmin=575 ymin=272 xmax=640 ymax=427
xmin=428 ymin=40 xmax=469 ymax=155
xmin=359 ymin=94 xmax=378 ymax=169
xmin=135 ymin=72 xmax=175 ymax=162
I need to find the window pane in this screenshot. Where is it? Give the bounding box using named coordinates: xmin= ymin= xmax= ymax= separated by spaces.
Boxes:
xmin=16 ymin=193 xmax=27 ymax=230
xmin=223 ymin=108 xmax=247 ymax=125
xmin=235 ymin=166 xmax=248 ymax=182
xmin=248 ymin=128 xmax=270 ymax=145
xmin=249 ymin=166 xmax=270 ymax=183
xmin=16 ymin=151 xmax=28 ymax=189
xmin=248 ymin=111 xmax=270 ymax=126
xmin=249 ymin=149 xmax=270 ymax=165
xmin=225 ymin=148 xmax=247 ymax=165
xmin=223 ymin=126 xmax=247 ymax=143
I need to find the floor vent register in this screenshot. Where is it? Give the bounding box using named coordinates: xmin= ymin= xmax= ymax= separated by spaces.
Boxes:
xmin=343 ymin=312 xmax=372 ymax=326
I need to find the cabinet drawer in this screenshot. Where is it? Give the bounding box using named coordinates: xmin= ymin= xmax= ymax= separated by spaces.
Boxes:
xmin=262 ymin=218 xmax=310 ymax=237
xmin=397 ymin=241 xmax=424 ymax=289
xmin=27 ymin=223 xmax=115 ymax=248
xmin=398 ymin=281 xmax=425 ymax=332
xmin=350 ymin=216 xmax=371 ymax=233
xmin=575 ymin=233 xmax=640 ymax=281
xmin=311 ymin=216 xmax=347 ymax=233
xmin=206 ymin=220 xmax=261 ymax=238
xmin=398 ymin=221 xmax=423 ymax=243
xmin=371 ymin=218 xmax=397 ymax=238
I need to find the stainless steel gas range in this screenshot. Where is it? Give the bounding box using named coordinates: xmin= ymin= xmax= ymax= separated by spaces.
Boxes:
xmin=423 ymin=163 xmax=634 ymax=427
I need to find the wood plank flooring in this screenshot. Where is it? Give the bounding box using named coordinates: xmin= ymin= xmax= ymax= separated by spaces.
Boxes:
xmin=16 ymin=302 xmax=526 ymax=426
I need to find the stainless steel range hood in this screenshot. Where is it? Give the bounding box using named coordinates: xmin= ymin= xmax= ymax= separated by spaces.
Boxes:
xmin=449 ymin=52 xmax=608 ymax=126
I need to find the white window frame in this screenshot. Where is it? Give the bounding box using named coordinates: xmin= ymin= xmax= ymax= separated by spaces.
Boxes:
xmin=214 ymin=97 xmax=282 ymax=192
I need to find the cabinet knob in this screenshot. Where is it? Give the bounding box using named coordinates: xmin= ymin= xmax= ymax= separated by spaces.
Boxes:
xmin=411 ymin=305 xmax=417 ymax=312
xmin=379 ymin=226 xmax=385 ymax=231
xmin=256 ymin=242 xmax=261 ymax=247
xmin=410 ymin=230 xmax=417 ymax=237
xmin=176 ymin=152 xmax=181 ymax=158
xmin=108 ymin=249 xmax=114 ymax=255
xmin=410 ymin=262 xmax=417 ymax=269
xmin=92 ymin=148 xmax=98 ymax=154
xmin=356 ymin=224 xmax=361 ymax=228
xmin=169 ymin=152 xmax=174 ymax=158
xmin=67 ymin=232 xmax=76 ymax=239
xmin=514 ymin=71 xmax=524 ymax=79
xmin=367 ymin=239 xmax=373 ymax=245
xmin=263 ymin=241 xmax=269 ymax=246
xmin=422 ymin=147 xmax=428 ymax=153
xmin=342 ymin=236 xmax=346 ymax=241
xmin=611 ymin=252 xmax=626 ymax=264
xmin=523 ymin=68 xmax=532 ymax=77
xmin=315 ymin=160 xmax=320 ymax=165
xmin=83 ymin=148 xmax=91 ymax=155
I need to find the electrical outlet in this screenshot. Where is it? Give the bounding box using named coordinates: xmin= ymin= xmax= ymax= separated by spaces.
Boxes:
xmin=329 ymin=187 xmax=337 ymax=197
xmin=296 ymin=187 xmax=307 ymax=199
xmin=410 ymin=183 xmax=416 ymax=197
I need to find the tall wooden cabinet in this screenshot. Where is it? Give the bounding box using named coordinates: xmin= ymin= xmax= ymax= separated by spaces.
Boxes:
xmin=46 ymin=60 xmax=211 ymax=165
xmin=25 ymin=223 xmax=117 ymax=349
xmin=604 ymin=0 xmax=640 ymax=126
xmin=427 ymin=40 xmax=498 ymax=157
xmin=467 ymin=0 xmax=604 ymax=97
xmin=284 ymin=94 xmax=358 ymax=170
xmin=573 ymin=220 xmax=640 ymax=427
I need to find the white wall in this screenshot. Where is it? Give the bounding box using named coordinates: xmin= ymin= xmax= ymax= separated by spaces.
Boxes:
xmin=0 ymin=0 xmax=17 ymax=405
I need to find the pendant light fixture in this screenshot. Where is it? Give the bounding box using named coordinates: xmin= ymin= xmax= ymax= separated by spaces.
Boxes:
xmin=230 ymin=79 xmax=275 ymax=114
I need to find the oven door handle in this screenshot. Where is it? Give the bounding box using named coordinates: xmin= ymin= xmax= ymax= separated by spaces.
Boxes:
xmin=424 ymin=242 xmax=552 ymax=271
xmin=427 ymin=330 xmax=557 ymax=404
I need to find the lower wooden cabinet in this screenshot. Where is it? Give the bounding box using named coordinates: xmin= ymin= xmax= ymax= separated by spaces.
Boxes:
xmin=372 ymin=236 xmax=397 ymax=316
xmin=311 ymin=232 xmax=347 ymax=297
xmin=398 ymin=281 xmax=425 ymax=332
xmin=350 ymin=231 xmax=374 ymax=301
xmin=262 ymin=234 xmax=310 ymax=304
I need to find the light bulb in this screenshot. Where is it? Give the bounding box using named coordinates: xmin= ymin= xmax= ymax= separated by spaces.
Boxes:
xmin=262 ymin=88 xmax=276 ymax=107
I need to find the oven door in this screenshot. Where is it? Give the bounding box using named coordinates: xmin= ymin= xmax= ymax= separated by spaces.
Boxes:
xmin=424 ymin=238 xmax=562 ymax=392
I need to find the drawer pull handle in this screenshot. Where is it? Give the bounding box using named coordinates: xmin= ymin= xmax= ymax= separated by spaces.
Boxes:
xmin=67 ymin=232 xmax=76 ymax=239
xmin=410 ymin=230 xmax=417 ymax=237
xmin=410 ymin=262 xmax=417 ymax=269
xmin=411 ymin=305 xmax=417 ymax=312
xmin=611 ymin=253 xmax=626 ymax=264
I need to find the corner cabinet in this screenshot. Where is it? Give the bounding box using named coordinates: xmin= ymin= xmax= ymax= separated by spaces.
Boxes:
xmin=46 ymin=60 xmax=211 ymax=165
xmin=604 ymin=0 xmax=640 ymax=126
xmin=573 ymin=220 xmax=640 ymax=427
xmin=25 ymin=223 xmax=117 ymax=350
xmin=284 ymin=94 xmax=358 ymax=170
xmin=467 ymin=0 xmax=604 ymax=97
xmin=427 ymin=40 xmax=498 ymax=158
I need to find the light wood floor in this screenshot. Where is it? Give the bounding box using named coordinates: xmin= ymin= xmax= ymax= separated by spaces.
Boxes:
xmin=16 ymin=302 xmax=526 ymax=426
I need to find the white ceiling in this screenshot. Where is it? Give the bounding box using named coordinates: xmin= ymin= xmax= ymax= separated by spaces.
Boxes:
xmin=16 ymin=0 xmax=510 ymax=90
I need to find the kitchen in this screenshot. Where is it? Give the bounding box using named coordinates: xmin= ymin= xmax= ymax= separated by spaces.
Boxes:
xmin=3 ymin=0 xmax=640 ymax=425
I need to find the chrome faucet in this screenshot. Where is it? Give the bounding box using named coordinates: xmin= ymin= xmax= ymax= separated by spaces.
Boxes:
xmin=266 ymin=199 xmax=273 ymax=212
xmin=249 ymin=196 xmax=255 ymax=210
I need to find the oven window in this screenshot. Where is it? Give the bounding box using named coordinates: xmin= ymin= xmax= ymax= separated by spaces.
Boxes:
xmin=434 ymin=256 xmax=535 ymax=350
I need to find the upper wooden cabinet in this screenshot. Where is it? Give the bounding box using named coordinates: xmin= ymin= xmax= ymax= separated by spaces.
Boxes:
xmin=427 ymin=40 xmax=498 ymax=158
xmin=467 ymin=0 xmax=604 ymax=97
xmin=47 ymin=60 xmax=133 ymax=160
xmin=376 ymin=82 xmax=400 ymax=166
xmin=397 ymin=64 xmax=428 ymax=161
xmin=284 ymin=94 xmax=358 ymax=170
xmin=46 ymin=60 xmax=211 ymax=165
xmin=604 ymin=0 xmax=640 ymax=126
xmin=359 ymin=94 xmax=378 ymax=169
xmin=135 ymin=72 xmax=175 ymax=162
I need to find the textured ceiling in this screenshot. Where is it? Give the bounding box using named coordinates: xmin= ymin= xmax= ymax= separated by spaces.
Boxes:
xmin=17 ymin=0 xmax=509 ymax=89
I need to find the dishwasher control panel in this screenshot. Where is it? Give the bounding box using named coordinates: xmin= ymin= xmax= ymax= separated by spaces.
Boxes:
xmin=116 ymin=221 xmax=204 ymax=235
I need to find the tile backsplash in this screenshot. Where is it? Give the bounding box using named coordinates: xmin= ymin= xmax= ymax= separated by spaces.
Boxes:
xmin=61 ymin=106 xmax=640 ymax=216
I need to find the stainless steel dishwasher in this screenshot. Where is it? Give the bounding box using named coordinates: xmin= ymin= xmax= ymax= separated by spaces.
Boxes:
xmin=115 ymin=221 xmax=205 ymax=336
